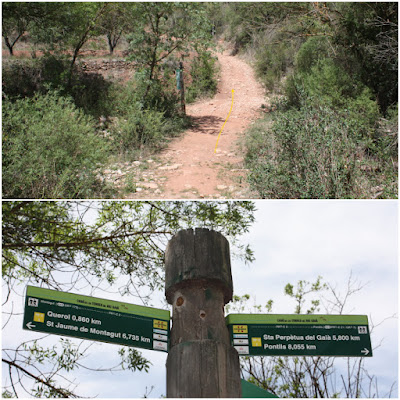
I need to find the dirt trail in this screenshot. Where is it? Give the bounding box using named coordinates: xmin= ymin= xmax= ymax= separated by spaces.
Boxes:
xmin=125 ymin=47 xmax=266 ymax=199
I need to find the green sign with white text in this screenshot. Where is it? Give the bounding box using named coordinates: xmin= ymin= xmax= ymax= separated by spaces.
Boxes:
xmin=226 ymin=314 xmax=372 ymax=357
xmin=23 ymin=286 xmax=170 ymax=352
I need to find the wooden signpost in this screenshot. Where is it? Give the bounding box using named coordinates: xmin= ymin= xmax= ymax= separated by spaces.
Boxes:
xmin=176 ymin=61 xmax=186 ymax=114
xmin=165 ymin=228 xmax=241 ymax=397
xmin=23 ymin=228 xmax=373 ymax=398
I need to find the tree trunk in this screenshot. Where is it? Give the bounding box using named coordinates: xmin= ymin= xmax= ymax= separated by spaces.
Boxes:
xmin=3 ymin=35 xmax=23 ymax=56
xmin=67 ymin=3 xmax=109 ymax=85
xmin=5 ymin=38 xmax=14 ymax=56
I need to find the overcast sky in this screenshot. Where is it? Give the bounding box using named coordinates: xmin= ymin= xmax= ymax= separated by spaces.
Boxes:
xmin=2 ymin=200 xmax=398 ymax=398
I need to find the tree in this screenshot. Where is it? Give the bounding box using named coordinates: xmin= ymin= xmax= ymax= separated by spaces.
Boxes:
xmin=228 ymin=275 xmax=396 ymax=398
xmin=125 ymin=3 xmax=212 ymax=104
xmin=2 ymin=3 xmax=29 ymax=56
xmin=22 ymin=3 xmax=109 ymax=79
xmin=65 ymin=3 xmax=109 ymax=76
xmin=335 ymin=2 xmax=398 ymax=113
xmin=2 ymin=200 xmax=255 ymax=397
xmin=99 ymin=3 xmax=127 ymax=55
xmin=1 ymin=2 xmax=49 ymax=56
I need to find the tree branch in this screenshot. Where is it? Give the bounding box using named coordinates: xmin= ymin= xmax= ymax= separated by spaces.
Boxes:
xmin=3 ymin=230 xmax=172 ymax=249
xmin=2 ymin=358 xmax=74 ymax=398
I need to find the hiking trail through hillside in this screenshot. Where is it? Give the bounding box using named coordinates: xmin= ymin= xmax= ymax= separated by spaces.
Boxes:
xmin=107 ymin=46 xmax=267 ymax=199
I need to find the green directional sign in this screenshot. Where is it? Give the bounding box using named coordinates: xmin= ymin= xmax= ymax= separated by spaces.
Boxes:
xmin=23 ymin=286 xmax=170 ymax=352
xmin=226 ymin=314 xmax=372 ymax=357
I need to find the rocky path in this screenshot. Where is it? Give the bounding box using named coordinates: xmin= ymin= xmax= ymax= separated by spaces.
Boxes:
xmin=107 ymin=47 xmax=267 ymax=199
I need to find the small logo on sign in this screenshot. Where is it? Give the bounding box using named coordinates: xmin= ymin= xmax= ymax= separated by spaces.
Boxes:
xmin=252 ymin=337 xmax=262 ymax=347
xmin=153 ymin=340 xmax=168 ymax=351
xmin=358 ymin=326 xmax=368 ymax=334
xmin=28 ymin=298 xmax=39 ymax=307
xmin=33 ymin=312 xmax=45 ymax=323
xmin=233 ymin=325 xmax=248 ymax=334
xmin=153 ymin=319 xmax=168 ymax=330
xmin=235 ymin=345 xmax=249 ymax=355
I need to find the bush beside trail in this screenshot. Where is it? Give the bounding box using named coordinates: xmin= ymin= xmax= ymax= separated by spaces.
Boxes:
xmin=2 ymin=91 xmax=111 ymax=199
xmin=245 ymin=104 xmax=397 ymax=199
xmin=221 ymin=3 xmax=398 ymax=198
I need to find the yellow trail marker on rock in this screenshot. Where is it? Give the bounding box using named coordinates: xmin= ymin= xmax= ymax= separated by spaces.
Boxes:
xmin=214 ymin=89 xmax=234 ymax=153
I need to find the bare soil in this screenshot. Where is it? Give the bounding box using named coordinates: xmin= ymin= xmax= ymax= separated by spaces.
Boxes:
xmin=118 ymin=46 xmax=267 ymax=199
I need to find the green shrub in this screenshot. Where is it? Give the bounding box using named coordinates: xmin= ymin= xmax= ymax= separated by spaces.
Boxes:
xmin=302 ymin=59 xmax=362 ymax=107
xmin=186 ymin=50 xmax=218 ymax=103
xmin=111 ymin=80 xmax=138 ymax=116
xmin=112 ymin=105 xmax=165 ymax=154
xmin=379 ymin=105 xmax=398 ymax=159
xmin=110 ymin=78 xmax=189 ymax=157
xmin=282 ymin=74 xmax=303 ymax=109
xmin=131 ymin=69 xmax=181 ymax=118
xmin=285 ymin=59 xmax=380 ymax=136
xmin=255 ymin=42 xmax=291 ymax=91
xmin=2 ymin=91 xmax=110 ymax=198
xmin=295 ymin=36 xmax=332 ymax=74
xmin=245 ymin=106 xmax=363 ymax=198
xmin=2 ymin=55 xmax=113 ymax=118
xmin=68 ymin=69 xmax=114 ymax=118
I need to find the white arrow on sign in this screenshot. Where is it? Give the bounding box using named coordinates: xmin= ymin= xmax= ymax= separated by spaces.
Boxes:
xmin=361 ymin=348 xmax=369 ymax=355
xmin=26 ymin=322 xmax=36 ymax=330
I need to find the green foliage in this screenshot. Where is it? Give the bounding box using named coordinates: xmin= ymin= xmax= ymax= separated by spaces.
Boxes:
xmin=294 ymin=36 xmax=332 ymax=74
xmin=2 ymin=56 xmax=65 ymax=99
xmin=28 ymin=3 xmax=109 ymax=69
xmin=126 ymin=3 xmax=211 ymax=68
xmin=335 ymin=2 xmax=398 ymax=113
xmin=377 ymin=105 xmax=398 ymax=160
xmin=284 ymin=276 xmax=327 ymax=314
xmin=3 ymin=201 xmax=255 ymax=296
xmin=255 ymin=41 xmax=294 ymax=91
xmin=287 ymin=58 xmax=380 ymax=128
xmin=132 ymin=68 xmax=181 ymax=117
xmin=221 ymin=3 xmax=253 ymax=54
xmin=68 ymin=69 xmax=114 ymax=118
xmin=2 ymin=56 xmax=114 ymax=118
xmin=186 ymin=50 xmax=219 ymax=103
xmin=109 ymin=78 xmax=188 ymax=157
xmin=118 ymin=348 xmax=151 ymax=372
xmin=235 ymin=275 xmax=389 ymax=398
xmin=2 ymin=91 xmax=109 ymax=198
xmin=112 ymin=105 xmax=165 ymax=153
xmin=98 ymin=3 xmax=127 ymax=54
xmin=226 ymin=294 xmax=273 ymax=315
xmin=2 ymin=2 xmax=221 ymax=190
xmin=25 ymin=339 xmax=80 ymax=372
xmin=3 ymin=200 xmax=256 ymax=396
xmin=246 ymin=44 xmax=396 ymax=199
xmin=221 ymin=2 xmax=397 ymax=115
xmin=125 ymin=2 xmax=212 ymax=108
xmin=246 ymin=106 xmax=364 ymax=198
xmin=2 ymin=2 xmax=48 ymax=55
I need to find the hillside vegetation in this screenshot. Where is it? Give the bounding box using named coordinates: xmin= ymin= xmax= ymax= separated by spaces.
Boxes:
xmin=215 ymin=2 xmax=398 ymax=198
xmin=2 ymin=2 xmax=398 ymax=199
xmin=2 ymin=3 xmax=218 ymax=198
